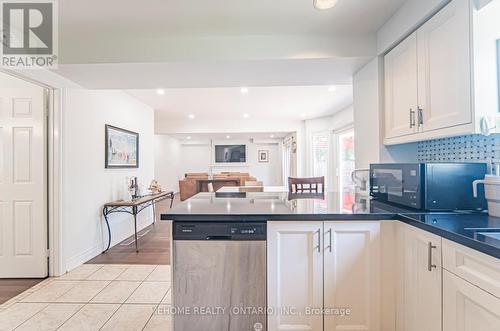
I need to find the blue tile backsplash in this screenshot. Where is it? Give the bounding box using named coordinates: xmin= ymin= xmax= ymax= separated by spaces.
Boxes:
xmin=417 ymin=134 xmax=500 ymax=170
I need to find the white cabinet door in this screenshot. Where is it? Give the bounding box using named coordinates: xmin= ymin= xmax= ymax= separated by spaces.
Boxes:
xmin=384 ymin=32 xmax=419 ymax=139
xmin=417 ymin=0 xmax=472 ymax=132
xmin=0 ymin=75 xmax=48 ymax=278
xmin=399 ymin=225 xmax=442 ymax=331
xmin=267 ymin=222 xmax=324 ymax=331
xmin=324 ymin=222 xmax=381 ymax=331
xmin=443 ymin=270 xmax=500 ymax=331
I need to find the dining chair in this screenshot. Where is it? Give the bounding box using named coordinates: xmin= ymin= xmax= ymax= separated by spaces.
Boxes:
xmin=288 ymin=176 xmax=325 ymax=193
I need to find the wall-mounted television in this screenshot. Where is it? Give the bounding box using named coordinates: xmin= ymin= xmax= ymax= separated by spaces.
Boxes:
xmin=215 ymin=145 xmax=246 ymax=163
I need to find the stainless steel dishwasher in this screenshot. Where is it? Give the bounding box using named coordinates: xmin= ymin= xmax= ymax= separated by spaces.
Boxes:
xmin=172 ymin=222 xmax=267 ymax=331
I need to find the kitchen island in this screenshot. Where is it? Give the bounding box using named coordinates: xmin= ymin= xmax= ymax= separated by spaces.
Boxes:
xmin=161 ymin=190 xmax=500 ymax=331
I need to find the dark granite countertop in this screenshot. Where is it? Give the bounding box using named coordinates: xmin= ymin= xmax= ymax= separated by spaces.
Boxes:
xmin=161 ymin=191 xmax=500 ymax=259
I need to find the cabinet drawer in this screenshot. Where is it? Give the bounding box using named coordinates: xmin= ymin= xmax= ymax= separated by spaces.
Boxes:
xmin=442 ymin=239 xmax=500 ymax=298
xmin=443 ymin=270 xmax=500 ymax=331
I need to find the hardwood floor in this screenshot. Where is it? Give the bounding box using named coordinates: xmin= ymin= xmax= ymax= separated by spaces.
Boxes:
xmin=0 ymin=278 xmax=44 ymax=304
xmin=87 ymin=197 xmax=175 ymax=265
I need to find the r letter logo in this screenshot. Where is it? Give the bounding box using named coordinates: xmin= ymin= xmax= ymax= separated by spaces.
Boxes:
xmin=1 ymin=0 xmax=58 ymax=68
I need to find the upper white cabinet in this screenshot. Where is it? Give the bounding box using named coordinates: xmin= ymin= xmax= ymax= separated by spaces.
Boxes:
xmin=396 ymin=223 xmax=442 ymax=331
xmin=384 ymin=32 xmax=419 ymax=139
xmin=324 ymin=222 xmax=381 ymax=331
xmin=417 ymin=0 xmax=472 ymax=132
xmin=267 ymin=221 xmax=324 ymax=331
xmin=384 ymin=0 xmax=476 ymax=145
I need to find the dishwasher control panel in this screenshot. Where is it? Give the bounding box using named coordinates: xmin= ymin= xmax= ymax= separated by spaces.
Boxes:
xmin=173 ymin=222 xmax=266 ymax=240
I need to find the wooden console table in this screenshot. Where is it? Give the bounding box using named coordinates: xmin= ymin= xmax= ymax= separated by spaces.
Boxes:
xmin=102 ymin=191 xmax=174 ymax=253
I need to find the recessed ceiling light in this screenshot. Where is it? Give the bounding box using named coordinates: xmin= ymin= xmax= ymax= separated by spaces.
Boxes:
xmin=328 ymin=86 xmax=337 ymax=92
xmin=313 ymin=0 xmax=339 ymax=10
xmin=156 ymin=88 xmax=165 ymax=95
xmin=186 ymin=136 xmax=191 ymax=140
xmin=270 ymin=134 xmax=275 ymax=138
xmin=226 ymin=135 xmax=231 ymax=139
xmin=243 ymin=113 xmax=249 ymax=118
xmin=188 ymin=114 xmax=195 ymax=119
xmin=300 ymin=113 xmax=308 ymax=117
xmin=240 ymin=87 xmax=249 ymax=94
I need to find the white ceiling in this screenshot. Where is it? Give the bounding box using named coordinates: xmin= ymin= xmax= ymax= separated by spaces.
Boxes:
xmin=60 ymin=0 xmax=406 ymax=39
xmin=169 ymin=132 xmax=291 ymax=142
xmin=127 ymin=85 xmax=353 ymax=122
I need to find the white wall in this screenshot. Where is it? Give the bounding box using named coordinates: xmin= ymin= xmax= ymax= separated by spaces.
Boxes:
xmin=178 ymin=140 xmax=283 ymax=185
xmin=154 ymin=134 xmax=182 ymax=192
xmin=62 ymin=89 xmax=155 ymax=271
xmin=377 ymin=0 xmax=450 ymax=54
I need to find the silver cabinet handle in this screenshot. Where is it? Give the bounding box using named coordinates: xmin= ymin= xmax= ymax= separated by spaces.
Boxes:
xmin=428 ymin=242 xmax=437 ymax=271
xmin=409 ymin=108 xmax=416 ymax=128
xmin=418 ymin=107 xmax=423 ymax=126
xmin=325 ymin=229 xmax=332 ymax=253
xmin=315 ymin=229 xmax=321 ymax=252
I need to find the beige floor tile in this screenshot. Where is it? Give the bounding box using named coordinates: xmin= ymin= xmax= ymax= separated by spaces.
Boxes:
xmin=55 ymin=281 xmax=110 ymax=303
xmin=58 ymin=264 xmax=103 ymax=280
xmin=100 ymin=304 xmax=156 ymax=331
xmin=126 ymin=282 xmax=170 ymax=304
xmin=145 ymin=265 xmax=171 ymax=282
xmin=58 ymin=303 xmax=120 ymax=331
xmin=143 ymin=308 xmax=172 ymax=331
xmin=86 ymin=265 xmax=127 ymax=281
xmin=91 ymin=281 xmax=141 ymax=304
xmin=0 ymin=303 xmax=48 ymax=331
xmin=20 ymin=281 xmax=80 ymax=303
xmin=15 ymin=303 xmax=83 ymax=331
xmin=160 ymin=287 xmax=172 ymax=305
xmin=115 ymin=265 xmax=156 ymax=281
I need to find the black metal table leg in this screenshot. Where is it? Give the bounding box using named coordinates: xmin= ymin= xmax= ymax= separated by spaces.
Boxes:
xmin=133 ymin=206 xmax=139 ymax=252
xmin=152 ymin=200 xmax=156 ymax=224
xmin=103 ymin=207 xmax=111 ymax=253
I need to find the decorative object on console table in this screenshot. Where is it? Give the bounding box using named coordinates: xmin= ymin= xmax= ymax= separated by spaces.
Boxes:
xmin=105 ymin=124 xmax=139 ymax=168
xmin=148 ymin=180 xmax=162 ymax=194
xmin=258 ymin=149 xmax=269 ymax=163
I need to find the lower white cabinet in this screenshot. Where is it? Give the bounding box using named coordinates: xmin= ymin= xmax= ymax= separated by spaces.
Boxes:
xmin=396 ymin=224 xmax=442 ymax=331
xmin=267 ymin=221 xmax=324 ymax=331
xmin=443 ymin=270 xmax=500 ymax=331
xmin=267 ymin=221 xmax=381 ymax=331
xmin=324 ymin=222 xmax=380 ymax=331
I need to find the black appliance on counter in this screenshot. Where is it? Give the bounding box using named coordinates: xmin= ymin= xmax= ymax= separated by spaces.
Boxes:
xmin=369 ymin=163 xmax=487 ymax=211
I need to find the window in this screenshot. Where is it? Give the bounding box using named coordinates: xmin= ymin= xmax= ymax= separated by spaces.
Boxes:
xmin=337 ymin=129 xmax=355 ymax=211
xmin=312 ymin=132 xmax=329 ymax=185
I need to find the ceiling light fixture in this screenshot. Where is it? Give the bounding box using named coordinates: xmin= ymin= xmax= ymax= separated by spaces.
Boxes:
xmin=226 ymin=135 xmax=231 ymax=139
xmin=313 ymin=0 xmax=339 ymax=10
xmin=156 ymin=88 xmax=165 ymax=95
xmin=188 ymin=114 xmax=195 ymax=119
xmin=240 ymin=87 xmax=249 ymax=94
xmin=328 ymin=86 xmax=337 ymax=92
xmin=243 ymin=113 xmax=249 ymax=118
xmin=186 ymin=136 xmax=191 ymax=140
xmin=300 ymin=113 xmax=308 ymax=117
xmin=270 ymin=134 xmax=275 ymax=138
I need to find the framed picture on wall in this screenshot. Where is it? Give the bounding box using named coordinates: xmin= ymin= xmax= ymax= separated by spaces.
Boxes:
xmin=258 ymin=150 xmax=269 ymax=163
xmin=105 ymin=125 xmax=139 ymax=168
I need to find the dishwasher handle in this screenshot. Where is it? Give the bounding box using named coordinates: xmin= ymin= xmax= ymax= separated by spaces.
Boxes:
xmin=205 ymin=235 xmax=232 ymax=240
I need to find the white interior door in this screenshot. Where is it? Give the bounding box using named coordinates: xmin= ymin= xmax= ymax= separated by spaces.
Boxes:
xmin=0 ymin=73 xmax=48 ymax=278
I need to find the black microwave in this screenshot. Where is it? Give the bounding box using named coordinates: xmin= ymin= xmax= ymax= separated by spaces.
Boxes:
xmin=369 ymin=163 xmax=487 ymax=211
